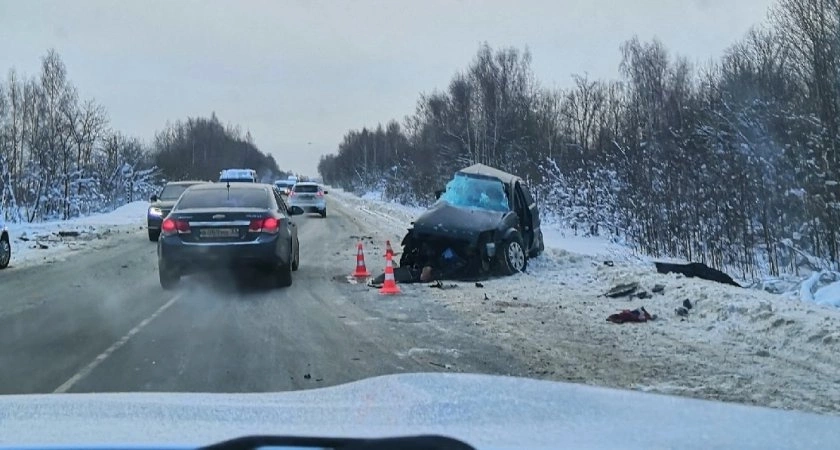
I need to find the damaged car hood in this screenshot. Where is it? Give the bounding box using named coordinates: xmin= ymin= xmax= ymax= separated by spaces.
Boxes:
xmin=412 ymin=201 xmax=508 ymax=240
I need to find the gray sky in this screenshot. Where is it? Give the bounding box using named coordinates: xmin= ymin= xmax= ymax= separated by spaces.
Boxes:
xmin=0 ymin=0 xmax=774 ymax=176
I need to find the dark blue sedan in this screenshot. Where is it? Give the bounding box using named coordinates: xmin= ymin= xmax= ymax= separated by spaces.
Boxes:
xmin=157 ymin=183 xmax=304 ymax=289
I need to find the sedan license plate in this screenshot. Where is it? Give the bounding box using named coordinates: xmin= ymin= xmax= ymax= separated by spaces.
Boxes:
xmin=199 ymin=228 xmax=239 ymax=239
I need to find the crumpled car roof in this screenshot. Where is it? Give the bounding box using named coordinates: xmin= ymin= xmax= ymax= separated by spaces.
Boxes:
xmin=457 ymin=164 xmax=519 ymax=184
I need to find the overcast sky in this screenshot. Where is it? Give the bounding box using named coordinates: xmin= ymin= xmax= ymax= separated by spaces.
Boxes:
xmin=0 ymin=0 xmax=774 ymax=175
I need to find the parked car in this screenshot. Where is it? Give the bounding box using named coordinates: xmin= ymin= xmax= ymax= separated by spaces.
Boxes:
xmin=157 ymin=183 xmax=304 ymax=289
xmin=147 ymin=181 xmax=208 ymax=241
xmin=399 ymin=163 xmax=544 ymax=279
xmin=288 ymin=182 xmax=328 ymax=217
xmin=0 ymin=214 xmax=10 ymax=269
xmin=219 ymin=168 xmax=258 ymax=183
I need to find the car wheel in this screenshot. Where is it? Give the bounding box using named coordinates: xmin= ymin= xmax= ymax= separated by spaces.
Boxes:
xmin=292 ymin=245 xmax=300 ymax=271
xmin=497 ymin=234 xmax=527 ymax=275
xmin=276 ymin=258 xmax=293 ymax=288
xmin=0 ymin=235 xmax=10 ymax=269
xmin=159 ymin=264 xmax=180 ymax=290
xmin=148 ymin=229 xmax=160 ymax=242
xmin=320 ymin=209 xmax=327 ymax=218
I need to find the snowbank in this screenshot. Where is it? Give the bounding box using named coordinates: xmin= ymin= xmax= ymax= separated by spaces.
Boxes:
xmin=5 ymin=201 xmax=148 ymax=269
xmin=328 ymin=188 xmax=424 ymax=238
xmin=815 ymin=281 xmax=840 ymax=307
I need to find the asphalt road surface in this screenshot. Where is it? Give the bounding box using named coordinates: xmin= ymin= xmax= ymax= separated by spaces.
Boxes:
xmin=0 ymin=198 xmax=530 ymax=394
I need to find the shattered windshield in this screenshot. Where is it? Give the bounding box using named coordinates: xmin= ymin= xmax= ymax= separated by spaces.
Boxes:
xmin=439 ymin=174 xmax=510 ymax=212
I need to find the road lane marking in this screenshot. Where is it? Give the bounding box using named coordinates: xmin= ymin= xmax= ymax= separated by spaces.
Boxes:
xmin=53 ymin=293 xmax=182 ymax=393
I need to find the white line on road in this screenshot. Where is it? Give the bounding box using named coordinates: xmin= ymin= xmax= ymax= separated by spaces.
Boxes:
xmin=53 ymin=293 xmax=182 ymax=393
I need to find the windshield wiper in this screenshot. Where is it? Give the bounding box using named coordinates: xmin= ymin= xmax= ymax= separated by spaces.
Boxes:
xmin=200 ymin=434 xmax=475 ymax=450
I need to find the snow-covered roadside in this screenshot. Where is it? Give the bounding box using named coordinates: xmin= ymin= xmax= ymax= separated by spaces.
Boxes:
xmin=330 ymin=188 xmax=840 ymax=415
xmin=4 ymin=201 xmax=149 ymax=269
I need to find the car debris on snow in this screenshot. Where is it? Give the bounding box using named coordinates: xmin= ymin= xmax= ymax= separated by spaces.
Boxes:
xmin=654 ymin=262 xmax=741 ymax=287
xmin=605 ymin=281 xmax=639 ymax=298
xmin=652 ymin=284 xmax=665 ymax=293
xmin=429 ymin=281 xmax=457 ymax=289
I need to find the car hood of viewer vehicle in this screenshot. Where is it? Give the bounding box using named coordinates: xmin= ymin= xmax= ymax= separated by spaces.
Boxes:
xmin=411 ymin=202 xmax=508 ymax=241
xmin=0 ymin=373 xmax=838 ymax=450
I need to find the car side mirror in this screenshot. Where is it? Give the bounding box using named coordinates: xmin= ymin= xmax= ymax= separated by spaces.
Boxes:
xmin=288 ymin=206 xmax=304 ymax=216
xmin=434 ymin=189 xmax=444 ymax=200
xmin=150 ymin=194 xmax=158 ymax=202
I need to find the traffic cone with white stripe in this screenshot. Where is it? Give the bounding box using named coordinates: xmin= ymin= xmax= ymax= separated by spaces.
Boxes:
xmin=379 ymin=251 xmax=401 ymax=295
xmin=384 ymin=240 xmax=394 ymax=258
xmin=352 ymin=242 xmax=371 ymax=278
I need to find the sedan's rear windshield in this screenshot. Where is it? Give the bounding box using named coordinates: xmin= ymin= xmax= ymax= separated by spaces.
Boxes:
xmin=159 ymin=184 xmax=191 ymax=201
xmin=293 ymin=184 xmax=319 ymax=193
xmin=176 ymin=188 xmax=269 ymax=209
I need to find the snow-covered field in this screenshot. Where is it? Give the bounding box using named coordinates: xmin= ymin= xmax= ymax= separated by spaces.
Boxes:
xmin=329 ymin=188 xmax=840 ymax=415
xmin=4 ymin=201 xmax=149 ymax=269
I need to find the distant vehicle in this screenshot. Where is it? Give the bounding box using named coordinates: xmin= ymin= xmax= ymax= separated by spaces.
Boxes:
xmin=273 ymin=179 xmax=295 ymax=196
xmin=147 ymin=181 xmax=209 ymax=241
xmin=219 ymin=168 xmax=258 ymax=183
xmin=399 ymin=163 xmax=544 ymax=279
xmin=288 ymin=182 xmax=328 ymax=218
xmin=0 ymin=213 xmax=9 ymax=269
xmin=157 ymin=183 xmax=304 ymax=290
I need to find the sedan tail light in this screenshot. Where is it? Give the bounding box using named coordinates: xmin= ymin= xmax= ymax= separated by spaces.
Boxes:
xmin=316 ymin=191 xmax=324 ymax=197
xmin=162 ymin=218 xmax=190 ymax=236
xmin=249 ymin=217 xmax=281 ymax=234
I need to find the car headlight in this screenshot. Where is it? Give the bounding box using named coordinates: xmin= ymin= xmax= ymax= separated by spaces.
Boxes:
xmin=148 ymin=207 xmax=163 ymax=216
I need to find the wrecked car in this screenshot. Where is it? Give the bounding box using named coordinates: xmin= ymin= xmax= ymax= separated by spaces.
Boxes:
xmin=399 ymin=164 xmax=544 ymax=280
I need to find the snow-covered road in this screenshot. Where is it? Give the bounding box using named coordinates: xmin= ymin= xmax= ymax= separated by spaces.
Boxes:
xmin=4 ymin=191 xmax=840 ymax=415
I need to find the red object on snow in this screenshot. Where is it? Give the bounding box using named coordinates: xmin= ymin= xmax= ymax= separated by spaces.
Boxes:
xmin=607 ymin=307 xmax=653 ymax=324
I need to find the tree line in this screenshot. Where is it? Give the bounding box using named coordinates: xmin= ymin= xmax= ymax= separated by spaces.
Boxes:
xmin=152 ymin=113 xmax=284 ymax=184
xmin=318 ymin=0 xmax=840 ymax=279
xmin=0 ymin=50 xmax=283 ymax=222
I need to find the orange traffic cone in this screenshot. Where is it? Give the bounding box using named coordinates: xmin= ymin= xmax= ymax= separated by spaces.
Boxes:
xmin=379 ymin=252 xmax=401 ymax=295
xmin=384 ymin=240 xmax=394 ymax=258
xmin=352 ymin=242 xmax=371 ymax=278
